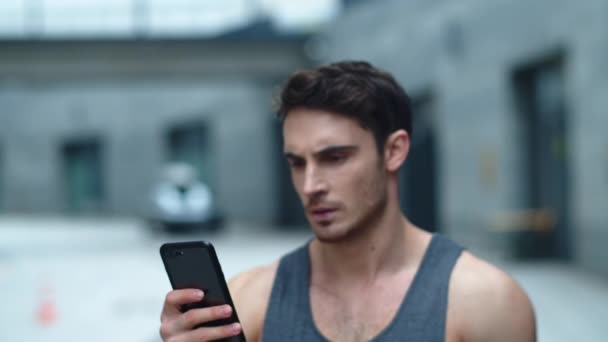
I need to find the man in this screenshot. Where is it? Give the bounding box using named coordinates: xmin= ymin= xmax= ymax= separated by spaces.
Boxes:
xmin=159 ymin=61 xmax=536 ymax=341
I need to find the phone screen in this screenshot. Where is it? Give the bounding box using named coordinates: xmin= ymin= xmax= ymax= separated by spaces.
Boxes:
xmin=161 ymin=242 xmax=244 ymax=339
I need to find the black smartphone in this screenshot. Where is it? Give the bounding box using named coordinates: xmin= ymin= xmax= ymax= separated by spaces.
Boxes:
xmin=160 ymin=241 xmax=246 ymax=342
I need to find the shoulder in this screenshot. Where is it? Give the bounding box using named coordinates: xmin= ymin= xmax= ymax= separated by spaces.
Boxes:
xmin=229 ymin=261 xmax=279 ymax=295
xmin=228 ymin=261 xmax=279 ymax=342
xmin=447 ymin=251 xmax=536 ymax=342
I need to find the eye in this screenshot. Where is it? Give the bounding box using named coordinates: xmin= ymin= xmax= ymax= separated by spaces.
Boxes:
xmin=326 ymin=153 xmax=347 ymax=163
xmin=288 ymin=159 xmax=305 ymax=169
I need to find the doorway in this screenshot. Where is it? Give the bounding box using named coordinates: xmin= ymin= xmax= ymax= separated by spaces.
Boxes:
xmin=511 ymin=51 xmax=571 ymax=259
xmin=400 ymin=92 xmax=440 ymax=233
xmin=273 ymin=119 xmax=308 ymax=228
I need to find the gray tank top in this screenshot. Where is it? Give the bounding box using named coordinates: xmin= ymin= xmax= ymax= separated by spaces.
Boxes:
xmin=262 ymin=234 xmax=464 ymax=341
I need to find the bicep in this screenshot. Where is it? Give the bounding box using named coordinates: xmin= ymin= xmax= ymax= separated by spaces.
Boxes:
xmin=497 ymin=284 xmax=536 ymax=342
xmin=470 ymin=278 xmax=537 ymax=342
xmin=228 ymin=273 xmax=262 ymax=341
xmin=450 ymin=254 xmax=536 ymax=342
xmin=227 ymin=265 xmax=277 ymax=342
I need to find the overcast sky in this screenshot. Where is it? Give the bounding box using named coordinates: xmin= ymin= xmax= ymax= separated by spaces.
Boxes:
xmin=0 ymin=0 xmax=341 ymax=38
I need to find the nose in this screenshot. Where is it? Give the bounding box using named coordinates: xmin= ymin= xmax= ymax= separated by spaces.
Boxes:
xmin=302 ymin=165 xmax=327 ymax=198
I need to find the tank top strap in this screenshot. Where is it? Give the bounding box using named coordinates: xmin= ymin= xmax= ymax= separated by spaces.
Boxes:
xmin=372 ymin=234 xmax=464 ymax=341
xmin=262 ymin=241 xmax=321 ymax=341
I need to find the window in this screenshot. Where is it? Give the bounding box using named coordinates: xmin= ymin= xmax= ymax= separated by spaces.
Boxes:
xmin=166 ymin=121 xmax=213 ymax=186
xmin=61 ymin=138 xmax=105 ymax=213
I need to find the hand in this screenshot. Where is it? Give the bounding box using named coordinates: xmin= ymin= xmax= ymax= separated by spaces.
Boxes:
xmin=160 ymin=289 xmax=243 ymax=341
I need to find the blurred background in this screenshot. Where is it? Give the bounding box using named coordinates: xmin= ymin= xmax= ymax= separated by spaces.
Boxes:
xmin=0 ymin=0 xmax=607 ymax=341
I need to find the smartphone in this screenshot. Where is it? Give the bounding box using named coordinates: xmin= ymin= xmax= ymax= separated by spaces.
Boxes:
xmin=160 ymin=241 xmax=246 ymax=342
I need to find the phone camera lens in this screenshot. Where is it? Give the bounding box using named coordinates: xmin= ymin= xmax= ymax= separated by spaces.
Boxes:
xmin=172 ymin=250 xmax=184 ymax=257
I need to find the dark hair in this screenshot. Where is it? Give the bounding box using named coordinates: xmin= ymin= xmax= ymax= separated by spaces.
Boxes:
xmin=276 ymin=61 xmax=412 ymax=153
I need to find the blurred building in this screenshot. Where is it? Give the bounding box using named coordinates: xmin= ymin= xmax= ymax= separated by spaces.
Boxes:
xmin=318 ymin=0 xmax=608 ymax=276
xmin=0 ymin=1 xmax=323 ymax=226
xmin=1 ymin=0 xmax=607 ymax=278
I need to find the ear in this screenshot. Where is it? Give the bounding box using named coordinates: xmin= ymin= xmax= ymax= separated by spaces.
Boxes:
xmin=384 ymin=130 xmax=410 ymax=173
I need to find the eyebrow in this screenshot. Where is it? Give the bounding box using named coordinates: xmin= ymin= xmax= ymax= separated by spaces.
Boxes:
xmin=284 ymin=145 xmax=359 ymax=160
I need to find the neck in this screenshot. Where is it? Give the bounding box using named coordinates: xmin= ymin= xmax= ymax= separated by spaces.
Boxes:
xmin=310 ymin=199 xmax=420 ymax=285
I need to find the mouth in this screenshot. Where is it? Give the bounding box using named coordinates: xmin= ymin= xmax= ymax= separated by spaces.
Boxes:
xmin=309 ymin=208 xmax=337 ymax=222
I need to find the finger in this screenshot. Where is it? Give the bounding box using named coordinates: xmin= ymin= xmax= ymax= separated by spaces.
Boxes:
xmin=175 ymin=304 xmax=234 ymax=331
xmin=161 ymin=289 xmax=204 ymax=320
xmin=185 ymin=323 xmax=242 ymax=341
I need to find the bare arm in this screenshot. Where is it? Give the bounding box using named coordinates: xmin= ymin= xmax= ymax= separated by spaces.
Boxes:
xmin=448 ymin=253 xmax=537 ymax=342
xmin=228 ymin=262 xmax=279 ymax=342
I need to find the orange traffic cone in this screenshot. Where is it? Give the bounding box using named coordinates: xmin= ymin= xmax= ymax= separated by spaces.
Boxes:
xmin=36 ymin=286 xmax=58 ymax=326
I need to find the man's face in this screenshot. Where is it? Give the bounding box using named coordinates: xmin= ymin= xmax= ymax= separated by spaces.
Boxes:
xmin=283 ymin=108 xmax=388 ymax=243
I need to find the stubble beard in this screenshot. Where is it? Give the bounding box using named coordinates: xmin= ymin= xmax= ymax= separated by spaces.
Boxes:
xmin=313 ymin=182 xmax=389 ymax=245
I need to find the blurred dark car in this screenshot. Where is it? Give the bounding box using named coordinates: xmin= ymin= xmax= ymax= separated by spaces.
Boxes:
xmin=149 ymin=163 xmax=224 ymax=233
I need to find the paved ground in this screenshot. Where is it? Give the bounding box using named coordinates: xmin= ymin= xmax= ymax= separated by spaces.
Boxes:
xmin=0 ymin=215 xmax=606 ymax=341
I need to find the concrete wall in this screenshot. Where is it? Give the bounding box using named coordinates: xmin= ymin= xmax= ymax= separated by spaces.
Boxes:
xmin=0 ymin=39 xmax=310 ymax=224
xmin=321 ymin=0 xmax=608 ymax=275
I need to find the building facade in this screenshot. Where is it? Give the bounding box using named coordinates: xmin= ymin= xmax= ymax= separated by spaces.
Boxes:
xmin=318 ymin=0 xmax=608 ymax=276
xmin=0 ymin=25 xmax=312 ymax=226
xmin=1 ymin=0 xmax=607 ymax=277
